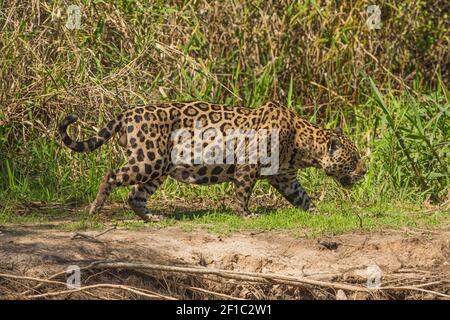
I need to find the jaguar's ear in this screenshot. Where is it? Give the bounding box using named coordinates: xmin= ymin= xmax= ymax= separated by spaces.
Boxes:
xmin=328 ymin=136 xmax=341 ymax=155
xmin=335 ymin=127 xmax=343 ymax=135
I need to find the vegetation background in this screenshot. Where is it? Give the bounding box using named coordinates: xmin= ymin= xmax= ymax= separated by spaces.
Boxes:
xmin=0 ymin=0 xmax=448 ymax=232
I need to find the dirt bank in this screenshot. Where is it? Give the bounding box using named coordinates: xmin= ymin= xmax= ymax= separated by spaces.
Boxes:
xmin=0 ymin=223 xmax=448 ymax=299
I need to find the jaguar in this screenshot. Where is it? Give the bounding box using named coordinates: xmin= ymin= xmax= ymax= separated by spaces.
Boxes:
xmin=59 ymin=101 xmax=367 ymax=221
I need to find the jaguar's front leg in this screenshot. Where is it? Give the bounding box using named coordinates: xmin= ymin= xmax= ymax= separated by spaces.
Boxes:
xmin=267 ymin=172 xmax=317 ymax=213
xmin=233 ymin=164 xmax=258 ymax=218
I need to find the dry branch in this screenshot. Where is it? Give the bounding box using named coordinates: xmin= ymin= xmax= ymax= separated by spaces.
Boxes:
xmin=2 ymin=261 xmax=448 ymax=300
xmin=0 ymin=273 xmax=68 ymax=287
xmin=85 ymin=261 xmax=450 ymax=298
xmin=71 ymin=226 xmax=117 ymax=243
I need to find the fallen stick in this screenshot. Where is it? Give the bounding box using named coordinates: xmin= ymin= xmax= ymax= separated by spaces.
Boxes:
xmin=71 ymin=226 xmax=116 ymax=242
xmin=70 ymin=233 xmax=104 ymax=243
xmin=0 ymin=273 xmax=67 ymax=287
xmin=93 ymin=226 xmax=117 ymax=238
xmin=378 ymin=284 xmax=449 ymax=299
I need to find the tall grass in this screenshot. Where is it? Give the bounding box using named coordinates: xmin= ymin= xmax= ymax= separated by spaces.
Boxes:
xmin=370 ymin=78 xmax=449 ymax=201
xmin=0 ymin=1 xmax=449 ymax=210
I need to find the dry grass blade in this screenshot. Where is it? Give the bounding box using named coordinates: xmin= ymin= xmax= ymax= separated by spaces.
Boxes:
xmin=186 ymin=286 xmax=245 ymax=300
xmin=26 ymin=283 xmax=177 ymax=300
xmin=154 ymin=41 xmax=243 ymax=102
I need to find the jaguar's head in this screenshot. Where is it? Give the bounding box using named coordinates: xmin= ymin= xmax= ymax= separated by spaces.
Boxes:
xmin=320 ymin=128 xmax=367 ymax=188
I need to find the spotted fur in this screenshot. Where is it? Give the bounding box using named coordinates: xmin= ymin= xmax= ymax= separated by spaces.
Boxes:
xmin=59 ymin=101 xmax=367 ymax=221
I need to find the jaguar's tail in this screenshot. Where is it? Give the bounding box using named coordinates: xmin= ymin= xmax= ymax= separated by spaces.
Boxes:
xmin=58 ymin=115 xmax=123 ymax=152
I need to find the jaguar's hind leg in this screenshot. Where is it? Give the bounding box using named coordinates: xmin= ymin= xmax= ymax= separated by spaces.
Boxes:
xmin=127 ymin=177 xmax=166 ymax=222
xmin=89 ymin=170 xmax=116 ymax=215
xmin=88 ymin=165 xmax=146 ymax=215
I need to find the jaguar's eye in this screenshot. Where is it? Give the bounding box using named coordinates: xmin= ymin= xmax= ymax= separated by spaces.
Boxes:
xmin=350 ymin=156 xmax=359 ymax=170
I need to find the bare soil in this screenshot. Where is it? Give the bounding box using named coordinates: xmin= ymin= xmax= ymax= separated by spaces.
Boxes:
xmin=0 ymin=221 xmax=449 ymax=299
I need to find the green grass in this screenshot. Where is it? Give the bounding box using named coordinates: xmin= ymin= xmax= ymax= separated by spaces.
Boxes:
xmin=119 ymin=202 xmax=448 ymax=236
xmin=1 ymin=200 xmax=447 ymax=237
